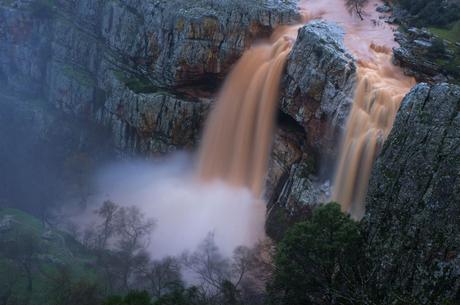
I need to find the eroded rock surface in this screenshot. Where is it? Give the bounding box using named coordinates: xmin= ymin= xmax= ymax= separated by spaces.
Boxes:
xmin=266 ymin=21 xmax=356 ymax=239
xmin=0 ymin=0 xmax=300 ymax=155
xmin=393 ymin=28 xmax=451 ymax=83
xmin=281 ymin=21 xmax=356 ymax=156
xmin=364 ymin=83 xmax=460 ymax=304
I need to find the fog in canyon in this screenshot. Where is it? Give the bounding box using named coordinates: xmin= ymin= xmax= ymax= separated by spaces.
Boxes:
xmin=2 ymin=0 xmax=415 ymax=263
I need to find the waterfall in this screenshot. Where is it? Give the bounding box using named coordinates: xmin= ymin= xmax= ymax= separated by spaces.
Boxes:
xmin=197 ymin=0 xmax=416 ymax=220
xmin=197 ymin=34 xmax=295 ymax=196
xmin=332 ymin=46 xmax=415 ymax=218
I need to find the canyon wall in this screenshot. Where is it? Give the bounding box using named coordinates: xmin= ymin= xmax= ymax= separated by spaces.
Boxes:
xmin=1 ymin=1 xmax=354 ymax=224
xmin=364 ymin=83 xmax=460 ymax=304
xmin=0 ymin=0 xmax=300 ymax=155
xmin=2 ymin=3 xmax=459 ymax=283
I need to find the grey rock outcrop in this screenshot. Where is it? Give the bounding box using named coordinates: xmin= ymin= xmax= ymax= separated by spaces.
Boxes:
xmin=280 ymin=21 xmax=356 ymax=156
xmin=364 ymin=83 xmax=460 ymax=304
xmin=266 ymin=21 xmax=356 ymax=239
xmin=132 ymin=0 xmax=301 ymax=87
xmin=393 ymin=27 xmax=460 ymax=83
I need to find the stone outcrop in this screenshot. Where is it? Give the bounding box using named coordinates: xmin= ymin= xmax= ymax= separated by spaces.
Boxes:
xmin=393 ymin=28 xmax=451 ymax=83
xmin=280 ymin=21 xmax=356 ymax=155
xmin=266 ymin=21 xmax=356 ymax=239
xmin=364 ymin=83 xmax=460 ymax=304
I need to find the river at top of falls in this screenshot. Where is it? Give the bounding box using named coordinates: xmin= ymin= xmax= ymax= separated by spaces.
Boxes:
xmin=197 ymin=0 xmax=415 ymax=220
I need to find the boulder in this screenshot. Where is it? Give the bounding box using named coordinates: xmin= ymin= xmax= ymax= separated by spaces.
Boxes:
xmin=0 ymin=215 xmax=15 ymax=233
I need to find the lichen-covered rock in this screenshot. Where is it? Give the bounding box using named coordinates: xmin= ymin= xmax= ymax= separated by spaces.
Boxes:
xmin=266 ymin=162 xmax=330 ymax=240
xmin=281 ymin=21 xmax=356 ymax=157
xmin=265 ymin=21 xmax=355 ymax=240
xmin=266 ymin=125 xmax=304 ymax=201
xmin=0 ymin=4 xmax=53 ymax=95
xmin=364 ymin=83 xmax=460 ymax=304
xmin=0 ymin=0 xmax=299 ymax=155
xmin=128 ymin=0 xmax=301 ymax=87
xmin=98 ymin=85 xmax=211 ymax=155
xmin=393 ymin=29 xmax=450 ymax=83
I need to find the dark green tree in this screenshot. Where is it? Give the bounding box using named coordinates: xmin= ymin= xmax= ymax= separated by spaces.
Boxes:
xmin=103 ymin=290 xmax=152 ymax=305
xmin=0 ymin=230 xmax=41 ymax=302
xmin=268 ymin=202 xmax=371 ymax=305
xmin=152 ymin=286 xmax=208 ymax=305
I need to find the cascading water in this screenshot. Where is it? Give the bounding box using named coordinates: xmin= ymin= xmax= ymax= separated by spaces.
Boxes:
xmin=197 ymin=0 xmax=415 ymax=220
xmin=197 ymin=33 xmax=296 ymax=196
xmin=301 ymin=0 xmax=415 ymax=218
xmin=332 ymin=48 xmax=415 ymax=218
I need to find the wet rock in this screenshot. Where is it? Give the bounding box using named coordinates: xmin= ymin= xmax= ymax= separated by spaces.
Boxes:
xmin=376 ymin=4 xmax=391 ymax=13
xmin=0 ymin=0 xmax=300 ymax=155
xmin=98 ymin=85 xmax=211 ymax=155
xmin=265 ymin=21 xmax=356 ymax=240
xmin=280 ymin=21 xmax=356 ymax=158
xmin=266 ymin=125 xmax=304 ymax=201
xmin=364 ymin=83 xmax=460 ymax=304
xmin=266 ymin=162 xmax=330 ymax=240
xmin=413 ymin=39 xmax=433 ymax=48
xmin=392 ymin=28 xmax=457 ymax=83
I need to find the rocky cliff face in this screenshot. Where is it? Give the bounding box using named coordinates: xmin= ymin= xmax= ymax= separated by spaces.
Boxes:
xmin=364 ymin=83 xmax=460 ymax=304
xmin=266 ymin=21 xmax=356 ymax=240
xmin=280 ymin=21 xmax=356 ymax=151
xmin=0 ymin=0 xmax=300 ymax=155
xmin=1 ymin=1 xmax=353 ymax=222
xmin=3 ymin=1 xmax=460 ymax=303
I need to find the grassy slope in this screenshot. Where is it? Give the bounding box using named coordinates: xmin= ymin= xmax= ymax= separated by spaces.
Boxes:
xmin=429 ymin=20 xmax=460 ymax=43
xmin=0 ymin=208 xmax=99 ymax=305
xmin=428 ymin=21 xmax=460 ymax=81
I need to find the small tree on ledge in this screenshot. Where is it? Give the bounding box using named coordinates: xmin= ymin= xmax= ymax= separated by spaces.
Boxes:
xmin=346 ymin=0 xmax=369 ymax=20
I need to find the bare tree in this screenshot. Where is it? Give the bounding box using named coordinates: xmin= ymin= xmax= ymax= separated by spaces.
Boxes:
xmin=112 ymin=206 xmax=156 ymax=291
xmin=114 ymin=206 xmax=155 ymax=254
xmin=138 ymin=256 xmax=183 ymax=298
xmin=183 ymin=233 xmax=231 ymax=295
xmin=95 ymin=200 xmax=119 ymax=250
xmin=182 ymin=233 xmax=271 ymax=305
xmin=346 ymin=0 xmax=369 ymax=20
xmin=233 ymin=240 xmax=275 ymax=305
xmin=86 ymin=202 xmax=156 ymax=293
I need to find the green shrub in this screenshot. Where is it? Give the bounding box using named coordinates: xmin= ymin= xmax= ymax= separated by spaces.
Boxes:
xmin=395 ymin=0 xmax=460 ymax=27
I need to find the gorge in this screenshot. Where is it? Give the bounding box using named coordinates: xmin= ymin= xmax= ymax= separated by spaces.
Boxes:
xmin=196 ymin=0 xmax=416 ymax=221
xmin=0 ymin=0 xmax=459 ymax=304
